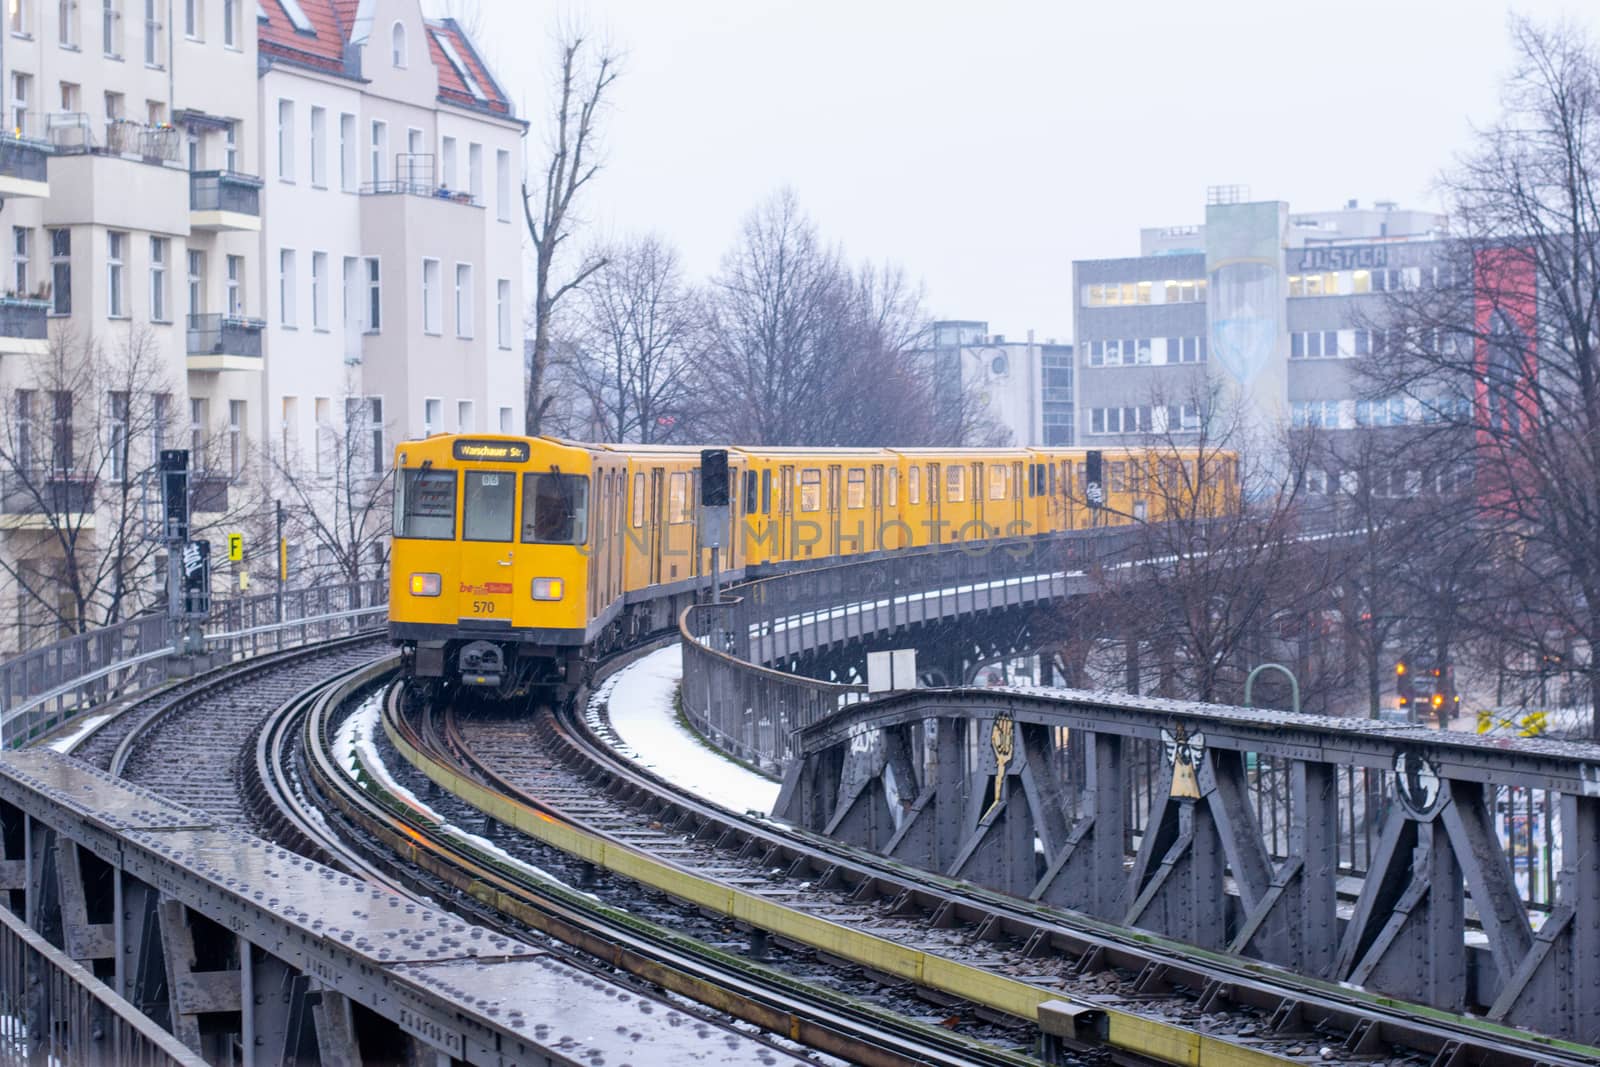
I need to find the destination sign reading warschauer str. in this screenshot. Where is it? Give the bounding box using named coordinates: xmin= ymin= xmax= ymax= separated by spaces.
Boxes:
xmin=451 ymin=439 xmax=531 ymax=462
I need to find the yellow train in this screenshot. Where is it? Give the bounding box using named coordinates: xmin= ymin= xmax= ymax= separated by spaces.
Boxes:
xmin=388 ymin=434 xmax=1236 ymax=698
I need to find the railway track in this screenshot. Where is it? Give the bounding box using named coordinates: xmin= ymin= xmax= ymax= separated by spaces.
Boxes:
xmin=407 ymin=648 xmax=1600 ymax=1067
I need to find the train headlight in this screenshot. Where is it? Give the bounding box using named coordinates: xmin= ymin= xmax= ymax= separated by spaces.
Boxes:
xmin=531 ymin=577 xmax=564 ymax=601
xmin=409 ymin=572 xmax=442 ymax=597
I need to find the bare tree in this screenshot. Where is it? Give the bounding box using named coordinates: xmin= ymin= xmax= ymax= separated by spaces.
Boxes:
xmin=1092 ymin=380 xmax=1327 ymax=704
xmin=523 ymin=27 xmax=619 ymax=436
xmin=0 ymin=327 xmax=174 ymax=649
xmin=567 ymin=234 xmax=700 ymax=443
xmin=1362 ymin=17 xmax=1600 ymax=736
xmin=264 ymin=389 xmax=393 ymax=589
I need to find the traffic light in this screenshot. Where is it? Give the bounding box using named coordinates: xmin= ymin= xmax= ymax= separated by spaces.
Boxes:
xmin=700 ymin=449 xmax=729 ymax=507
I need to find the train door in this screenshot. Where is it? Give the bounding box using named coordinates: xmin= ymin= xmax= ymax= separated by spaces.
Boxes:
xmin=457 ymin=467 xmax=518 ymax=624
xmin=1011 ymin=461 xmax=1025 ymax=533
xmin=927 ymin=462 xmax=941 ymax=544
xmin=870 ymin=466 xmax=884 ymax=552
xmin=648 ymin=468 xmax=665 ymax=585
xmin=778 ymin=465 xmax=794 ymax=558
xmin=827 ymin=465 xmax=841 ymax=557
xmin=971 ymin=461 xmax=985 ymax=539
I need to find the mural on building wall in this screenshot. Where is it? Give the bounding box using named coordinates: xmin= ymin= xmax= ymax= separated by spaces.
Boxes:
xmin=1205 ymin=202 xmax=1286 ymax=391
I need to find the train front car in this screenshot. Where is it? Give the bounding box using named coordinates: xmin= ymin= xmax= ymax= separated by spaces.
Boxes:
xmin=390 ymin=434 xmax=603 ymax=702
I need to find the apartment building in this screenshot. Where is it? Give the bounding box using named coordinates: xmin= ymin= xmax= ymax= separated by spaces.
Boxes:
xmin=258 ymin=0 xmax=524 ymax=491
xmin=1071 ymin=189 xmax=1452 ymax=475
xmin=0 ymin=0 xmax=524 ymax=651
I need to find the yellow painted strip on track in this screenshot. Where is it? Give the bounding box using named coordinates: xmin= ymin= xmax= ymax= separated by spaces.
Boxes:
xmin=383 ymin=709 xmax=1292 ymax=1067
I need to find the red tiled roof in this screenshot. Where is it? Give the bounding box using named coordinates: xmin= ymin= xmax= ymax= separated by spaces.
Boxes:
xmin=426 ymin=20 xmax=512 ymax=117
xmin=258 ymin=0 xmax=349 ymax=75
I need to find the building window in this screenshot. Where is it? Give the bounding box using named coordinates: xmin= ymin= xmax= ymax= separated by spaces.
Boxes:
xmin=496 ymin=278 xmax=510 ymax=349
xmin=495 ymin=148 xmax=510 ymax=222
xmin=187 ymin=249 xmax=203 ymax=320
xmin=11 ymin=227 xmax=29 ymax=297
xmin=1087 ymin=406 xmax=1154 ymax=435
xmin=189 ymin=398 xmax=206 ymax=470
xmin=367 ymin=396 xmax=383 ymax=473
xmin=310 ymin=251 xmax=327 ymax=330
xmin=341 ymin=256 xmax=358 ymax=343
xmin=151 ymin=391 xmax=168 ymax=456
xmin=424 ymin=397 xmax=441 ymax=436
xmin=58 ymin=0 xmax=75 ymax=46
xmin=50 ymin=390 xmax=73 ymax=467
xmin=498 ymin=406 xmax=512 ymax=433
xmin=148 ymin=236 xmax=167 ymax=321
xmin=14 ymin=390 xmax=33 ymax=469
xmin=391 ymin=20 xmax=405 ymax=67
xmin=309 ymin=105 xmax=325 ymax=186
xmin=276 ymin=99 xmax=294 ymax=180
xmin=441 ymin=136 xmax=456 ymax=190
xmin=338 ymin=113 xmax=355 ymax=191
xmin=278 ymin=248 xmax=296 ymax=326
xmin=221 ymin=0 xmax=235 ymax=47
xmin=370 ymin=120 xmax=387 ymax=183
xmin=421 ymin=258 xmax=440 ymax=334
xmin=183 ymin=0 xmax=198 ymax=37
xmin=364 ymin=257 xmax=380 ymax=332
xmin=143 ymin=0 xmax=159 ymax=65
xmin=468 ymin=142 xmax=482 ymax=204
xmin=453 ymin=263 xmax=472 ymax=338
xmin=11 ymin=73 xmax=29 ymax=136
xmin=48 ymin=228 xmax=69 ymax=315
xmin=1290 ymin=330 xmax=1344 ymax=359
xmin=457 ymin=400 xmax=473 ymax=433
xmin=226 ymin=254 xmax=242 ymax=315
xmin=106 ymin=231 xmax=126 ymax=317
xmin=224 ymin=121 xmax=237 ymax=170
xmin=228 ymin=399 xmax=244 ymax=476
xmin=101 ymin=0 xmax=115 ymax=56
xmin=108 ymin=391 xmax=129 ymax=481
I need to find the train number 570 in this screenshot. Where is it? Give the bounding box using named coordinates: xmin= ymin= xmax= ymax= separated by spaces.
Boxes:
xmin=471 ymin=600 xmax=497 ymax=615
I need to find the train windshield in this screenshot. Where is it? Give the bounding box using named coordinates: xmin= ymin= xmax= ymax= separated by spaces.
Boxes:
xmin=463 ymin=470 xmax=516 ymax=542
xmin=522 ymin=472 xmax=589 ymax=545
xmin=394 ymin=468 xmax=457 ymax=540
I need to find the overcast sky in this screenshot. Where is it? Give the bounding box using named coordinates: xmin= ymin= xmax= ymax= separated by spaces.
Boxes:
xmin=440 ymin=1 xmax=1600 ymax=343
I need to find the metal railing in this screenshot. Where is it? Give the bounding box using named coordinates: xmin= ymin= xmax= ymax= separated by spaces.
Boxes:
xmin=0 ymin=137 xmax=47 ymax=184
xmin=0 ymin=298 xmax=48 ymax=340
xmin=680 ymin=527 xmax=1144 ymax=768
xmin=104 ymin=120 xmax=180 ymax=163
xmin=0 ymin=471 xmax=91 ymax=515
xmin=185 ymin=313 xmax=263 ymax=359
xmin=0 ymin=900 xmax=206 ymax=1066
xmin=0 ymin=579 xmax=388 ymax=749
xmin=189 ymin=169 xmax=262 ymax=215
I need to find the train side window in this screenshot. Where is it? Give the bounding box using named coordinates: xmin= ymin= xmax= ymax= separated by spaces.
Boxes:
xmin=521 ymin=471 xmax=589 ymax=544
xmin=394 ymin=468 xmax=457 ymax=540
xmin=799 ymin=468 xmax=822 ymax=512
xmin=1048 ymin=462 xmax=1056 ymax=496
xmin=745 ymin=470 xmax=758 ymax=514
xmin=989 ymin=465 xmax=1007 ymax=501
xmin=463 ymin=470 xmax=516 ymax=542
xmin=846 ymin=468 xmax=865 ymax=509
xmin=945 ymin=465 xmax=964 ymax=503
xmin=631 ymin=472 xmax=645 ymax=526
xmin=668 ymin=472 xmax=689 ymax=523
xmin=907 ymin=465 xmax=920 ymax=505
xmin=887 ymin=468 xmax=898 ymax=506
xmin=761 ymin=469 xmax=772 ymax=514
xmin=1110 ymin=462 xmax=1127 ymax=492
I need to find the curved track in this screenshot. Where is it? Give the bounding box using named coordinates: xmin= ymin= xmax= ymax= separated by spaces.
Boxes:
xmin=421 ymin=651 xmax=1599 ymax=1067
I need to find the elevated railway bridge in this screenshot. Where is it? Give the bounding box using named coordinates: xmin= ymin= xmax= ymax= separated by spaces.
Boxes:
xmin=0 ymin=528 xmax=1593 ymax=1064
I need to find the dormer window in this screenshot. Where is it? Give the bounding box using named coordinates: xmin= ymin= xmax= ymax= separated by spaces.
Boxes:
xmin=391 ymin=21 xmax=406 ymax=67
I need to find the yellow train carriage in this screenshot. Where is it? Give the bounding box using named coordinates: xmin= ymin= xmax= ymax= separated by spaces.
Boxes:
xmin=390 ymin=434 xmax=1238 ymax=697
xmin=391 ymin=434 xmax=625 ymax=689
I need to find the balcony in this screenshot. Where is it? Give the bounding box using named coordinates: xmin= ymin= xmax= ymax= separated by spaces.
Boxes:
xmin=359 ymin=153 xmax=482 ymax=208
xmin=190 ymin=170 xmax=263 ymax=232
xmin=190 ymin=474 xmax=230 ymax=515
xmin=186 ymin=314 xmax=264 ymax=372
xmin=0 ymin=472 xmax=93 ymax=530
xmin=0 ymin=136 xmax=48 ymax=199
xmin=0 ymin=298 xmax=49 ymax=355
